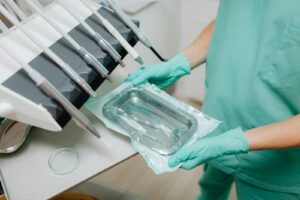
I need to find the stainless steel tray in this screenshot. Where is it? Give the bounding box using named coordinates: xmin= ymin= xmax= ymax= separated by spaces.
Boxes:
xmin=0 ymin=119 xmax=31 ymax=154
xmin=102 ymin=86 xmax=198 ymax=155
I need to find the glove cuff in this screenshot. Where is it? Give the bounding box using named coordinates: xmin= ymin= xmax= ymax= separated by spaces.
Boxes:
xmin=223 ymin=127 xmax=249 ymax=154
xmin=171 ymin=52 xmax=191 ymax=76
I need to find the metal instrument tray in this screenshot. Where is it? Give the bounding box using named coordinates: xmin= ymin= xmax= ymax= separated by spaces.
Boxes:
xmin=102 ymin=86 xmax=198 ymax=155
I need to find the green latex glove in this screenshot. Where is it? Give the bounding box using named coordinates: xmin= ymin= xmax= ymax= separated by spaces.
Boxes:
xmin=124 ymin=52 xmax=191 ymax=89
xmin=168 ymin=127 xmax=249 ymax=170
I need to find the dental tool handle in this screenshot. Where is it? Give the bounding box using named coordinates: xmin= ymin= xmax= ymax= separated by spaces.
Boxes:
xmin=107 ymin=0 xmax=166 ymax=62
xmin=38 ymin=79 xmax=101 ymax=138
xmin=1 ymin=43 xmax=101 ymax=138
xmin=0 ymin=4 xmax=96 ymax=98
xmin=101 ymin=17 xmax=142 ymax=65
xmin=78 ymin=47 xmax=111 ymax=81
xmin=25 ymin=0 xmax=111 ymax=80
xmin=37 ymin=46 xmax=96 ymax=98
xmin=25 ymin=0 xmax=81 ymax=50
xmin=106 ymin=0 xmax=151 ymax=48
xmin=56 ymin=0 xmax=122 ymax=64
xmin=4 ymin=0 xmax=27 ymax=21
xmin=80 ymin=0 xmax=138 ymax=67
xmin=93 ymin=32 xmax=122 ymax=61
xmin=26 ymin=67 xmax=101 ymax=138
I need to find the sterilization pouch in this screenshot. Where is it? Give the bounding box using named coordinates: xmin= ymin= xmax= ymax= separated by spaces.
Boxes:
xmin=86 ymin=83 xmax=220 ymax=174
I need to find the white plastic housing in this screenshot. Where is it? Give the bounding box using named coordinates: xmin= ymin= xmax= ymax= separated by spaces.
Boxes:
xmin=0 ymin=1 xmax=101 ymax=131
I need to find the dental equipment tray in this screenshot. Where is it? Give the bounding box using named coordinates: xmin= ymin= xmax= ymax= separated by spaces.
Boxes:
xmin=102 ymin=86 xmax=198 ymax=155
xmin=2 ymin=7 xmax=138 ymax=128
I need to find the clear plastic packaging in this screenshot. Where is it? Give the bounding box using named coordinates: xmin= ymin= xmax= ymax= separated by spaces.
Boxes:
xmin=86 ymin=83 xmax=220 ymax=174
xmin=102 ymin=86 xmax=198 ymax=156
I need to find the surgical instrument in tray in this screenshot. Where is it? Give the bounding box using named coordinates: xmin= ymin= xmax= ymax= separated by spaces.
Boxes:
xmin=25 ymin=0 xmax=112 ymax=81
xmin=0 ymin=45 xmax=101 ymax=138
xmin=106 ymin=0 xmax=167 ymax=61
xmin=4 ymin=0 xmax=27 ymax=21
xmin=79 ymin=0 xmax=143 ymax=66
xmin=0 ymin=4 xmax=97 ymax=98
xmin=57 ymin=0 xmax=127 ymax=66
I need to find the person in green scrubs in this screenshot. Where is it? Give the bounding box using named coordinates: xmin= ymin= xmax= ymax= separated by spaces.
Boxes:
xmin=126 ymin=1 xmax=300 ymax=199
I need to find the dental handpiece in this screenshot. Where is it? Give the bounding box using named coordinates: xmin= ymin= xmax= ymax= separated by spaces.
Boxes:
xmin=80 ymin=0 xmax=144 ymax=66
xmin=57 ymin=0 xmax=126 ymax=66
xmin=0 ymin=45 xmax=101 ymax=139
xmin=25 ymin=0 xmax=111 ymax=81
xmin=106 ymin=0 xmax=167 ymax=62
xmin=4 ymin=0 xmax=27 ymax=21
xmin=0 ymin=4 xmax=96 ymax=98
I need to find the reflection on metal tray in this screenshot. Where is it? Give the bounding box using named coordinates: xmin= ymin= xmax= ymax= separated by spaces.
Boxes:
xmin=0 ymin=119 xmax=31 ymax=154
xmin=102 ymin=86 xmax=198 ymax=155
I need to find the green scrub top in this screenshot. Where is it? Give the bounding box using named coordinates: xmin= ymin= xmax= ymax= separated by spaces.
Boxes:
xmin=203 ymin=0 xmax=300 ymax=194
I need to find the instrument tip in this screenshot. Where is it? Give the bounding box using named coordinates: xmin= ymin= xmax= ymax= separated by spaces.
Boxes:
xmin=83 ymin=83 xmax=97 ymax=98
xmin=106 ymin=75 xmax=113 ymax=82
xmin=89 ymin=126 xmax=101 ymax=139
xmin=135 ymin=56 xmax=144 ymax=65
xmin=119 ymin=60 xmax=126 ymax=67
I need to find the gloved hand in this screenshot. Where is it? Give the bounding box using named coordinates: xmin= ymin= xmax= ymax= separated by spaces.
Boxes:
xmin=168 ymin=127 xmax=249 ymax=170
xmin=124 ymin=52 xmax=191 ymax=89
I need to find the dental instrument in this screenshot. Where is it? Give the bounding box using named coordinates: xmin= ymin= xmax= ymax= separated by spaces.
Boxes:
xmin=106 ymin=0 xmax=166 ymax=61
xmin=0 ymin=45 xmax=101 ymax=138
xmin=79 ymin=0 xmax=143 ymax=66
xmin=1 ymin=0 xmax=18 ymax=20
xmin=57 ymin=0 xmax=128 ymax=66
xmin=25 ymin=0 xmax=111 ymax=81
xmin=0 ymin=4 xmax=96 ymax=98
xmin=4 ymin=0 xmax=27 ymax=21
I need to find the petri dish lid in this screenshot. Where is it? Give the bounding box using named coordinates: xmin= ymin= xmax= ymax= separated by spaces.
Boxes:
xmin=48 ymin=148 xmax=80 ymax=175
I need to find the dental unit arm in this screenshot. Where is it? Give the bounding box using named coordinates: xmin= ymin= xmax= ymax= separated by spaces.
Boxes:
xmin=0 ymin=1 xmax=139 ymax=132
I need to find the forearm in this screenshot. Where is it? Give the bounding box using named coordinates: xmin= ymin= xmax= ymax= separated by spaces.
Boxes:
xmin=183 ymin=20 xmax=215 ymax=69
xmin=246 ymin=115 xmax=300 ymax=151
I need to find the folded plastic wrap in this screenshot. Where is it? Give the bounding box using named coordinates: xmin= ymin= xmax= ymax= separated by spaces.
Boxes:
xmin=86 ymin=83 xmax=220 ymax=174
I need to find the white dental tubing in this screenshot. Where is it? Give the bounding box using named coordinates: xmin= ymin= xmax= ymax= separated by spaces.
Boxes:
xmin=25 ymin=0 xmax=111 ymax=81
xmin=106 ymin=0 xmax=166 ymax=61
xmin=57 ymin=0 xmax=127 ymax=66
xmin=4 ymin=0 xmax=27 ymax=21
xmin=80 ymin=0 xmax=144 ymax=65
xmin=0 ymin=4 xmax=96 ymax=97
xmin=0 ymin=44 xmax=101 ymax=138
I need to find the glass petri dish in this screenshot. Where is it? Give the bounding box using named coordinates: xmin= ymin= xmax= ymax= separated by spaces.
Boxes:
xmin=48 ymin=148 xmax=80 ymax=175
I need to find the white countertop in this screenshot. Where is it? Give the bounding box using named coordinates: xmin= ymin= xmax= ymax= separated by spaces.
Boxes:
xmin=0 ymin=67 xmax=137 ymax=200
